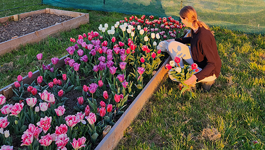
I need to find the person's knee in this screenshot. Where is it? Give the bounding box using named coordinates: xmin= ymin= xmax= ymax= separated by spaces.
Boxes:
xmin=167 ymin=41 xmax=179 ymax=50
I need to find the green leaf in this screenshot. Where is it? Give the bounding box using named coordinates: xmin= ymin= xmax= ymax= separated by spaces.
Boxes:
xmin=65 ymin=85 xmax=74 ymax=93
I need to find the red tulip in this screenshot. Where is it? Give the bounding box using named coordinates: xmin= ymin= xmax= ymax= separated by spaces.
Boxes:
xmin=98 ymin=80 xmax=103 ymax=87
xmin=111 ymin=37 xmax=116 ymax=43
xmin=174 ymin=57 xmax=181 ymax=63
xmin=48 ymin=82 xmax=54 ymax=88
xmin=27 ymin=86 xmax=33 ymax=92
xmin=166 ymin=64 xmax=172 ymax=70
xmin=191 ymin=63 xmax=198 ymax=70
xmin=58 ymin=90 xmax=64 ymax=97
xmin=62 ymin=74 xmax=67 ymax=81
xmin=107 ymin=104 xmax=113 ymax=112
xmin=31 ymin=88 xmax=37 ymax=95
xmin=37 ymin=76 xmax=43 ymax=84
xmin=83 ymin=85 xmax=89 ymax=92
xmin=103 ymin=91 xmax=108 ymax=99
xmin=77 ymin=97 xmax=84 ymax=105
xmin=140 ymin=57 xmax=145 ymax=63
xmin=88 ymin=35 xmax=93 ymax=41
xmin=151 ymin=52 xmax=156 ymax=59
xmin=114 ymin=94 xmax=120 ymax=103
xmin=100 ymin=101 xmax=106 ymax=107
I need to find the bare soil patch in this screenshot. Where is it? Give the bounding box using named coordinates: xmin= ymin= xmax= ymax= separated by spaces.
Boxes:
xmin=0 ymin=13 xmax=74 ymax=43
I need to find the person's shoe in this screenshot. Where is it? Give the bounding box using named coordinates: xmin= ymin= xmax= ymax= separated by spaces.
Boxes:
xmin=201 ymin=80 xmax=215 ymax=92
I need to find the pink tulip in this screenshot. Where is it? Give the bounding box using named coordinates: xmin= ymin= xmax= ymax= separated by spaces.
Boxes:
xmin=71 ymin=137 xmax=86 ymax=150
xmin=151 ymin=52 xmax=156 ymax=59
xmin=103 ymin=91 xmax=108 ymax=100
xmin=89 ymin=83 xmax=98 ymax=94
xmin=21 ymin=131 xmax=33 ymax=146
xmin=109 ymin=66 xmax=117 ymax=75
xmin=76 ymin=112 xmax=85 ymax=123
xmin=100 ymin=101 xmax=106 ymax=107
xmin=111 ymin=37 xmax=116 ymax=43
xmin=55 ymin=124 xmax=68 ymax=135
xmin=119 ymin=41 xmax=124 ymax=47
xmin=114 ymin=94 xmax=120 ymax=103
xmin=137 ymin=67 xmax=145 ymax=75
xmin=37 ymin=116 xmax=52 ymax=133
xmin=73 ymin=63 xmax=80 ymax=71
xmin=77 ymin=49 xmax=84 ymax=56
xmin=17 ymin=75 xmax=23 ymax=82
xmin=35 ymin=106 xmax=40 ymax=112
xmin=85 ymin=105 xmax=90 ymax=116
xmin=39 ymin=90 xmax=50 ymax=101
xmin=14 ymin=81 xmax=20 ymax=88
xmin=26 ymin=98 xmax=37 ymax=107
xmin=98 ymin=80 xmax=103 ymax=87
xmin=37 ymin=76 xmax=43 ymax=84
xmin=99 ymin=107 xmax=106 ymax=117
xmin=27 ymin=124 xmax=42 ymax=139
xmin=39 ymin=102 xmax=48 ymax=112
xmin=120 ymin=54 xmax=127 ymax=62
xmin=55 ymin=105 xmax=65 ymax=116
xmin=62 ymin=74 xmax=67 ymax=81
xmin=28 ymin=71 xmax=33 ymax=78
xmin=0 ymin=116 xmax=9 ymax=129
xmin=85 ymin=112 xmax=96 ymax=125
xmin=51 ymin=57 xmax=59 ymax=65
xmin=80 ymin=55 xmax=88 ymax=62
xmin=107 ymin=104 xmax=113 ymax=112
xmin=31 ymin=88 xmax=37 ymax=95
xmin=58 ymin=90 xmax=64 ymax=97
xmin=36 ymin=53 xmax=43 ymax=60
xmin=113 ymin=47 xmax=120 ymax=54
xmin=92 ymin=65 xmax=99 ymax=72
xmin=0 ymin=145 xmax=13 ymax=150
xmin=53 ymin=78 xmax=58 ymax=85
xmin=77 ymin=97 xmax=84 ymax=105
xmin=140 ymin=57 xmax=145 ymax=63
xmin=48 ymin=82 xmax=54 ymax=88
xmin=55 ymin=134 xmax=69 ymax=150
xmin=69 ymin=59 xmax=75 ymax=67
xmin=0 ymin=94 xmax=6 ymax=105
xmin=10 ymin=103 xmax=24 ymax=117
xmin=83 ymin=85 xmax=89 ymax=92
xmin=191 ymin=63 xmax=198 ymax=70
xmin=119 ymin=62 xmax=127 ymax=70
xmin=116 ymin=74 xmax=125 ymax=82
xmin=1 ymin=104 xmax=13 ymax=115
xmin=27 ymin=86 xmax=33 ymax=92
xmin=98 ymin=56 xmax=106 ymax=62
xmin=65 ymin=115 xmax=78 ymax=128
xmin=39 ymin=133 xmax=53 ymax=146
xmin=122 ymin=80 xmax=128 ymax=88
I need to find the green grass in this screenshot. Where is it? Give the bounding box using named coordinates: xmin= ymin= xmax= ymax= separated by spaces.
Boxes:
xmin=0 ymin=3 xmax=265 ymax=150
xmin=117 ymin=27 xmax=265 ymax=149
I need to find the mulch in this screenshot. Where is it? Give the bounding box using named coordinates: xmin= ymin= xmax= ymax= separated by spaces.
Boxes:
xmin=0 ymin=13 xmax=74 ymax=43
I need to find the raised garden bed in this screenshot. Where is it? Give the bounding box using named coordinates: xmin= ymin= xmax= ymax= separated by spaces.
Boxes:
xmin=0 ymin=8 xmax=89 ymax=56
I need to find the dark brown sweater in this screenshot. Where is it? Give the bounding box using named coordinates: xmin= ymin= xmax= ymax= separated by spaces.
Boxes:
xmin=175 ymin=26 xmax=222 ymax=81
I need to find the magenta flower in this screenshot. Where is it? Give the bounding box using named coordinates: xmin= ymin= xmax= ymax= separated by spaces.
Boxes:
xmin=74 ymin=44 xmax=79 ymax=50
xmin=17 ymin=75 xmax=23 ymax=82
xmin=64 ymin=57 xmax=71 ymax=65
xmin=109 ymin=66 xmax=117 ymax=75
xmin=114 ymin=94 xmax=120 ymax=103
xmin=122 ymin=80 xmax=128 ymax=88
xmin=120 ymin=54 xmax=127 ymax=61
xmin=87 ymin=44 xmax=93 ymax=50
xmin=98 ymin=61 xmax=106 ymax=71
xmin=107 ymin=55 xmax=113 ymax=61
xmin=137 ymin=67 xmax=145 ymax=75
xmin=98 ymin=56 xmax=106 ymax=62
xmin=119 ymin=49 xmax=125 ymax=55
xmin=107 ymin=49 xmax=113 ymax=55
xmin=107 ymin=104 xmax=113 ymax=112
xmin=93 ymin=65 xmax=99 ymax=72
xmin=89 ymin=49 xmax=96 ymax=56
xmin=28 ymin=71 xmax=33 ymax=78
xmin=51 ymin=57 xmax=59 ymax=65
xmin=102 ymin=46 xmax=108 ymax=53
xmin=80 ymin=55 xmax=88 ymax=62
xmin=117 ymin=74 xmax=125 ymax=82
xmin=89 ymin=83 xmax=98 ymax=94
xmin=73 ymin=63 xmax=80 ymax=71
xmin=103 ymin=91 xmax=108 ymax=100
xmin=98 ymin=80 xmax=103 ymax=87
xmin=119 ymin=62 xmax=127 ymax=70
xmin=69 ymin=59 xmax=75 ymax=67
xmin=77 ymin=49 xmax=84 ymax=56
xmin=81 ymin=42 xmax=87 ymax=48
xmin=113 ymin=47 xmax=120 ymax=54
xmin=37 ymin=116 xmax=52 ymax=133
xmin=66 ymin=46 xmax=75 ymax=55
xmin=99 ymin=107 xmax=106 ymax=117
xmin=106 ymin=61 xmax=114 ymax=68
xmin=77 ymin=39 xmax=84 ymax=45
xmin=100 ymin=101 xmax=106 ymax=107
xmin=14 ymin=82 xmax=20 ymax=88
xmin=36 ymin=53 xmax=43 ymax=60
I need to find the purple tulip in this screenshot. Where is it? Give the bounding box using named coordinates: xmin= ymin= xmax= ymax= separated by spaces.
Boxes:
xmin=113 ymin=47 xmax=120 ymax=54
xmin=89 ymin=83 xmax=98 ymax=94
xmin=94 ymin=45 xmax=100 ymax=51
xmin=77 ymin=39 xmax=84 ymax=45
xmin=109 ymin=66 xmax=117 ymax=75
xmin=98 ymin=61 xmax=106 ymax=71
xmin=107 ymin=49 xmax=113 ymax=55
xmin=120 ymin=54 xmax=127 ymax=62
xmin=50 ymin=67 xmax=54 ymax=72
xmin=73 ymin=63 xmax=80 ymax=71
xmin=116 ymin=74 xmax=125 ymax=82
xmin=137 ymin=67 xmax=145 ymax=75
xmin=106 ymin=61 xmax=114 ymax=68
xmin=81 ymin=42 xmax=87 ymax=48
xmin=69 ymin=59 xmax=75 ymax=67
xmin=66 ymin=46 xmax=75 ymax=55
xmin=119 ymin=62 xmax=127 ymax=70
xmin=98 ymin=56 xmax=106 ymax=62
xmin=122 ymin=80 xmax=128 ymax=88
xmin=107 ymin=55 xmax=113 ymax=61
xmin=93 ymin=65 xmax=99 ymax=72
xmin=51 ymin=57 xmax=59 ymax=65
xmin=102 ymin=46 xmax=108 ymax=53
xmin=36 ymin=53 xmax=43 ymax=60
xmin=46 ymin=64 xmax=51 ymax=70
xmin=80 ymin=55 xmax=88 ymax=62
xmin=42 ymin=64 xmax=47 ymax=70
xmin=74 ymin=44 xmax=79 ymax=50
xmin=77 ymin=49 xmax=84 ymax=56
xmin=89 ymin=49 xmax=96 ymax=56
xmin=119 ymin=49 xmax=125 ymax=55
xmin=95 ymin=39 xmax=101 ymax=46
xmin=64 ymin=57 xmax=71 ymax=65
xmin=87 ymin=44 xmax=93 ymax=50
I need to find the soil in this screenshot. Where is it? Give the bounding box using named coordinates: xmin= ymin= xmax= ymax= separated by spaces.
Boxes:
xmin=0 ymin=13 xmax=74 ymax=43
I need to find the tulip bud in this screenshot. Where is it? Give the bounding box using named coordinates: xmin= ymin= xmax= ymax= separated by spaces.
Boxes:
xmin=31 ymin=88 xmax=37 ymax=95
xmin=15 ymin=120 xmax=18 ymax=124
xmin=14 ymin=82 xmax=20 ymax=88
xmin=4 ymin=130 xmax=10 ymax=138
xmin=35 ymin=106 xmax=40 ymax=112
xmin=77 ymin=97 xmax=84 ymax=105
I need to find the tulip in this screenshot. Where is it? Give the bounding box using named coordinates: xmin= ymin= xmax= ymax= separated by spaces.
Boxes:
xmin=51 ymin=57 xmax=59 ymax=65
xmin=26 ymin=98 xmax=37 ymax=107
xmin=37 ymin=76 xmax=43 ymax=84
xmin=55 ymin=134 xmax=69 ymax=150
xmin=140 ymin=57 xmax=145 ymax=63
xmin=165 ymin=64 xmax=172 ymax=70
xmin=120 ymin=54 xmax=127 ymax=62
xmin=122 ymin=80 xmax=128 ymax=88
xmin=0 ymin=94 xmax=6 ymax=105
xmin=58 ymin=90 xmax=64 ymax=97
xmin=55 ymin=124 xmax=68 ymax=135
xmin=31 ymin=88 xmax=37 ymax=95
xmin=130 ymin=44 xmax=136 ymax=50
xmin=114 ymin=94 xmax=120 ymax=103
xmin=1 ymin=104 xmax=13 ymax=115
xmin=98 ymin=56 xmax=106 ymax=62
xmin=14 ymin=81 xmax=20 ymax=88
xmin=103 ymin=91 xmax=108 ymax=100
xmin=99 ymin=107 xmax=106 ymax=117
xmin=27 ymin=124 xmax=42 ymax=139
xmin=174 ymin=57 xmax=181 ymax=64
xmin=175 ymin=67 xmax=182 ymax=73
xmin=37 ymin=116 xmax=52 ymax=133
xmin=62 ymin=74 xmax=67 ymax=81
xmin=119 ymin=41 xmax=124 ymax=47
xmin=73 ymin=63 xmax=80 ymax=71
xmin=36 ymin=53 xmax=43 ymax=60
xmin=71 ymin=137 xmax=86 ymax=150
xmin=137 ymin=67 xmax=145 ymax=75
xmin=89 ymin=83 xmax=98 ymax=94
xmin=117 ymin=74 xmax=125 ymax=82
xmin=35 ymin=106 xmax=40 ymax=112
xmin=144 ymin=36 xmax=149 ymax=42
xmin=39 ymin=133 xmax=53 ymax=146
xmin=55 ymin=105 xmax=65 ymax=116
xmin=0 ymin=145 xmax=13 ymax=150
xmin=111 ymin=37 xmax=116 ymax=43
xmin=77 ymin=97 xmax=84 ymax=105
xmin=77 ymin=49 xmax=84 ymax=57
xmin=48 ymin=82 xmax=54 ymax=88
xmin=85 ymin=113 xmax=96 ymax=125
xmin=21 ymin=131 xmax=33 ymax=146
xmin=10 ymin=103 xmax=24 ymax=117
xmin=17 ymin=75 xmax=23 ymax=82
xmin=76 ymin=112 xmax=85 ymax=123
xmin=65 ymin=115 xmax=78 ymax=128
xmin=39 ymin=102 xmax=48 ymax=112
xmin=83 ymin=85 xmax=89 ymax=92
xmin=151 ymin=52 xmax=156 ymax=59
xmin=27 ymin=86 xmax=33 ymax=92
xmin=191 ymin=63 xmax=198 ymax=70
xmin=0 ymin=116 xmax=9 ymax=129
xmin=109 ymin=66 xmax=117 ymax=75
xmin=80 ymin=55 xmax=88 ymax=62
xmin=107 ymin=104 xmax=113 ymax=113
xmin=85 ymin=105 xmax=90 ymax=116
xmin=157 ymin=49 xmax=161 ymax=54
xmin=98 ymin=80 xmax=104 ymax=87
xmin=100 ymin=101 xmax=106 ymax=107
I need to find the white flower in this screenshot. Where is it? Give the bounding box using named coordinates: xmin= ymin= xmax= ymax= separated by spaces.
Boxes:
xmin=111 ymin=30 xmax=115 ymax=34
xmin=102 ymin=28 xmax=106 ymax=33
xmin=144 ymin=36 xmax=149 ymax=42
xmin=111 ymin=26 xmax=115 ymax=30
xmin=175 ymin=67 xmax=182 ymax=73
xmin=104 ymin=23 xmax=108 ymax=29
xmin=140 ymin=29 xmax=144 ymax=35
xmin=137 ymin=25 xmax=141 ymax=30
xmin=107 ymin=30 xmax=111 ymax=35
xmin=116 ymin=21 xmax=120 ymax=26
xmin=153 ymin=41 xmax=157 ymax=46
xmin=98 ymin=24 xmax=103 ymax=30
xmin=0 ymin=128 xmax=3 ymax=134
xmin=115 ymin=24 xmax=119 ymax=28
xmin=122 ymin=27 xmax=126 ymax=32
xmin=169 ymin=60 xmax=175 ymax=67
xmin=151 ymin=33 xmax=155 ymax=39
xmin=128 ymin=25 xmax=133 ymax=30
xmin=4 ymin=130 xmax=9 ymax=138
xmin=124 ymin=23 xmax=128 ymax=28
xmin=156 ymin=33 xmax=160 ymax=39
xmin=127 ymin=28 xmax=131 ymax=34
xmin=131 ymin=32 xmax=135 ymax=37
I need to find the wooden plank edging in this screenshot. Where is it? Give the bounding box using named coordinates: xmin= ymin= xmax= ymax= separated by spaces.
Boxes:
xmin=95 ymin=57 xmax=170 ymax=150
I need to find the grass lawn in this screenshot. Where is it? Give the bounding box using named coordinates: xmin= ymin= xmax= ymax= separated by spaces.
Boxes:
xmin=0 ymin=3 xmax=265 ymax=150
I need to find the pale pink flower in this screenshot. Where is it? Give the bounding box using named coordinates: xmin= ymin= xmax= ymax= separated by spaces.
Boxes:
xmin=39 ymin=102 xmax=48 ymax=112
xmin=55 ymin=124 xmax=68 ymax=136
xmin=39 ymin=90 xmax=55 ymax=103
xmin=0 ymin=145 xmax=13 ymax=150
xmin=37 ymin=116 xmax=52 ymax=133
xmin=55 ymin=105 xmax=65 ymax=116
xmin=39 ymin=133 xmax=53 ymax=146
xmin=85 ymin=112 xmax=96 ymax=125
xmin=21 ymin=131 xmax=33 ymax=146
xmin=10 ymin=103 xmax=24 ymax=117
xmin=0 ymin=116 xmax=9 ymax=129
xmin=55 ymin=134 xmax=69 ymax=150
xmin=27 ymin=124 xmax=42 ymax=139
xmin=1 ymin=104 xmax=13 ymax=115
xmin=35 ymin=106 xmax=40 ymax=112
xmin=36 ymin=53 xmax=43 ymax=60
xmin=76 ymin=112 xmax=85 ymax=123
xmin=65 ymin=115 xmax=78 ymax=128
xmin=0 ymin=94 xmax=6 ymax=105
xmin=71 ymin=137 xmax=86 ymax=150
xmin=26 ymin=97 xmax=37 ymax=107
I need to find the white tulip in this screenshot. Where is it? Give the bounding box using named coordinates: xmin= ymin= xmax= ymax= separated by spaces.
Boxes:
xmin=169 ymin=60 xmax=175 ymax=67
xmin=0 ymin=128 xmax=3 ymax=134
xmin=156 ymin=33 xmax=160 ymax=39
xmin=131 ymin=32 xmax=135 ymax=37
xmin=111 ymin=26 xmax=115 ymax=30
xmin=122 ymin=27 xmax=126 ymax=32
xmin=102 ymin=28 xmax=106 ymax=33
xmin=98 ymin=26 xmax=102 ymax=31
xmin=151 ymin=33 xmax=155 ymax=39
xmin=4 ymin=130 xmax=10 ymax=138
xmin=111 ymin=30 xmax=115 ymax=34
xmin=107 ymin=30 xmax=111 ymax=35
xmin=175 ymin=67 xmax=182 ymax=73
xmin=124 ymin=23 xmax=128 ymax=27
xmin=116 ymin=21 xmax=120 ymax=25
xmin=144 ymin=36 xmax=149 ymax=42
xmin=140 ymin=29 xmax=144 ymax=35
xmin=104 ymin=23 xmax=108 ymax=29
xmin=153 ymin=41 xmax=157 ymax=46
xmin=127 ymin=28 xmax=131 ymax=34
xmin=137 ymin=25 xmax=141 ymax=30
xmin=115 ymin=24 xmax=119 ymax=28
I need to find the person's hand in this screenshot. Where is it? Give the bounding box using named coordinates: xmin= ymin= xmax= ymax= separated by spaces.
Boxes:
xmin=166 ymin=39 xmax=175 ymax=43
xmin=183 ymin=75 xmax=197 ymax=86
